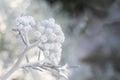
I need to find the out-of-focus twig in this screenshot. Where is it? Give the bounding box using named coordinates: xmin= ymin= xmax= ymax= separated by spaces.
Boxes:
xmin=0 ymin=38 xmax=41 ymax=80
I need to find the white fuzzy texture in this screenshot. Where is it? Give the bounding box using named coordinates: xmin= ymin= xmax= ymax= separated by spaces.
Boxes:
xmin=16 ymin=16 xmax=35 ymax=26
xmin=45 ymin=28 xmax=53 ymax=34
xmin=24 ymin=25 xmax=32 ymax=32
xmin=15 ymin=17 xmax=65 ymax=65
xmin=38 ymin=26 xmax=45 ymax=34
xmin=48 ymin=33 xmax=57 ymax=41
xmin=34 ymin=18 xmax=65 ymax=65
xmin=10 ymin=16 xmax=68 ymax=80
xmin=49 ymin=43 xmax=55 ymax=50
xmin=56 ymin=36 xmax=65 ymax=43
xmin=40 ymin=35 xmax=48 ymax=43
xmin=49 ymin=18 xmax=55 ymax=24
xmin=43 ymin=43 xmax=50 ymax=50
xmin=16 ymin=15 xmax=35 ymax=33
xmin=43 ymin=50 xmax=50 ymax=57
xmin=34 ymin=31 xmax=41 ymax=38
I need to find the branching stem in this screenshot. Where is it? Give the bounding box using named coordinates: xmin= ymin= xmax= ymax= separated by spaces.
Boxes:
xmin=0 ymin=39 xmax=40 ymax=80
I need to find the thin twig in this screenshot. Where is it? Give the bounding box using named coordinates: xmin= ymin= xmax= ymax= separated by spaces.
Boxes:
xmin=0 ymin=47 xmax=28 ymax=80
xmin=24 ymin=33 xmax=30 ymax=46
xmin=0 ymin=40 xmax=40 ymax=80
xmin=25 ymin=55 xmax=30 ymax=63
xmin=31 ymin=67 xmax=43 ymax=72
xmin=38 ymin=50 xmax=41 ymax=61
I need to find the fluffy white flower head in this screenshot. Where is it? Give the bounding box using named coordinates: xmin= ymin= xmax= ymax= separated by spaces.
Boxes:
xmin=16 ymin=15 xmax=36 ymax=32
xmin=14 ymin=15 xmax=69 ymax=80
xmin=34 ymin=18 xmax=65 ymax=65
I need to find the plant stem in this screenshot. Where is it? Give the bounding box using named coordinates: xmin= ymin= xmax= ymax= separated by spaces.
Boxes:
xmin=0 ymin=40 xmax=40 ymax=80
xmin=0 ymin=47 xmax=28 ymax=80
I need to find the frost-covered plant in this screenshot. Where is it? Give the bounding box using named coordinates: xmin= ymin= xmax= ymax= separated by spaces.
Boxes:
xmin=34 ymin=18 xmax=65 ymax=65
xmin=0 ymin=15 xmax=69 ymax=80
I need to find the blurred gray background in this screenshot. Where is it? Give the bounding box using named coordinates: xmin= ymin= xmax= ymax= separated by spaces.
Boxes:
xmin=0 ymin=0 xmax=120 ymax=80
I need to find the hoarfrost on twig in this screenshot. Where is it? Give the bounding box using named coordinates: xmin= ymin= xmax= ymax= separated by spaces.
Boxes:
xmin=0 ymin=15 xmax=70 ymax=80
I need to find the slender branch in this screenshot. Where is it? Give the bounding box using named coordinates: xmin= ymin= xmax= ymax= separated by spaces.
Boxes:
xmin=20 ymin=61 xmax=60 ymax=73
xmin=20 ymin=61 xmax=61 ymax=70
xmin=38 ymin=50 xmax=41 ymax=61
xmin=0 ymin=40 xmax=40 ymax=80
xmin=24 ymin=33 xmax=30 ymax=46
xmin=19 ymin=32 xmax=27 ymax=46
xmin=14 ymin=29 xmax=30 ymax=63
xmin=25 ymin=55 xmax=30 ymax=63
xmin=12 ymin=29 xmax=30 ymax=46
xmin=19 ymin=31 xmax=30 ymax=63
xmin=0 ymin=47 xmax=28 ymax=80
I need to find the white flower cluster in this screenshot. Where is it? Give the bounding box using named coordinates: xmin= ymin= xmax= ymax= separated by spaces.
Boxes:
xmin=16 ymin=16 xmax=36 ymax=32
xmin=34 ymin=18 xmax=65 ymax=65
xmin=14 ymin=16 xmax=69 ymax=79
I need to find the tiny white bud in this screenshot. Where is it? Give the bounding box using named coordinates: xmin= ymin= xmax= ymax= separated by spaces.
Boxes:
xmin=34 ymin=31 xmax=41 ymax=38
xmin=43 ymin=43 xmax=50 ymax=50
xmin=16 ymin=16 xmax=36 ymax=27
xmin=56 ymin=36 xmax=65 ymax=43
xmin=40 ymin=35 xmax=48 ymax=43
xmin=49 ymin=43 xmax=55 ymax=50
xmin=24 ymin=25 xmax=32 ymax=32
xmin=41 ymin=20 xmax=49 ymax=27
xmin=53 ymin=45 xmax=62 ymax=53
xmin=49 ymin=18 xmax=55 ymax=24
xmin=54 ymin=24 xmax=61 ymax=30
xmin=38 ymin=26 xmax=45 ymax=34
xmin=48 ymin=33 xmax=56 ymax=41
xmin=45 ymin=28 xmax=53 ymax=34
xmin=53 ymin=24 xmax=62 ymax=34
